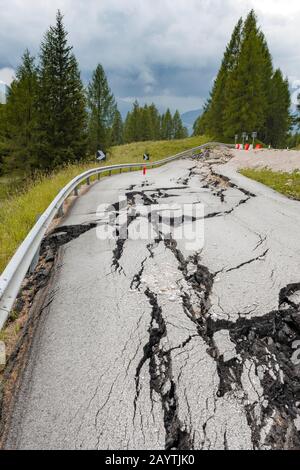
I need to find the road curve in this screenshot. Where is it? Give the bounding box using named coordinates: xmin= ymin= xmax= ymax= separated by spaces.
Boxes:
xmin=4 ymin=150 xmax=300 ymax=450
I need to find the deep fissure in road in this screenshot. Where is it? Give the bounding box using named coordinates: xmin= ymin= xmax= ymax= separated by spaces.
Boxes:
xmin=133 ymin=287 xmax=193 ymax=450
xmin=125 ymin=158 xmax=300 ymax=450
xmin=164 ymin=236 xmax=300 ymax=450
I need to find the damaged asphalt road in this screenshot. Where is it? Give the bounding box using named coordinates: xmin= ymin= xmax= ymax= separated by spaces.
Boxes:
xmin=3 ymin=151 xmax=300 ymax=450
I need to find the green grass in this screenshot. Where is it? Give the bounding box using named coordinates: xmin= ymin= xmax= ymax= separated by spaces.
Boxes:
xmin=108 ymin=135 xmax=211 ymax=162
xmin=240 ymin=168 xmax=300 ymax=200
xmin=0 ymin=135 xmax=210 ymax=274
xmin=0 ymin=176 xmax=22 ymax=201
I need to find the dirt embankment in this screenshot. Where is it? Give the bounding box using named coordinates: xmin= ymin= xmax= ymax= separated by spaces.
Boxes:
xmin=227 ymin=149 xmax=300 ymax=173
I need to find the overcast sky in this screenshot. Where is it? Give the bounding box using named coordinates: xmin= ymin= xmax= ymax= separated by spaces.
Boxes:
xmin=1 ymin=0 xmax=300 ymax=114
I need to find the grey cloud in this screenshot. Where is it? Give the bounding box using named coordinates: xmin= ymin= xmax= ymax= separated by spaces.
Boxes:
xmin=0 ymin=0 xmax=300 ymax=113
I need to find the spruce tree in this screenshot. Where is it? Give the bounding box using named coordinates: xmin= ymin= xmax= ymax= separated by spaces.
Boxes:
xmin=161 ymin=109 xmax=173 ymax=140
xmin=140 ymin=105 xmax=153 ymax=141
xmin=37 ymin=10 xmax=87 ymax=168
xmin=198 ymin=18 xmax=243 ymax=137
xmin=194 ymin=9 xmax=291 ymax=146
xmin=0 ymin=103 xmax=9 ymax=174
xmin=5 ymin=50 xmax=39 ymax=172
xmin=124 ymin=101 xmax=140 ymax=143
xmin=148 ymin=103 xmax=161 ymax=140
xmin=173 ymin=110 xmax=188 ymax=139
xmin=266 ymin=70 xmax=291 ymax=147
xmin=111 ymin=109 xmax=124 ymax=146
xmin=223 ymin=11 xmax=267 ymax=138
xmin=87 ymin=64 xmax=116 ymax=153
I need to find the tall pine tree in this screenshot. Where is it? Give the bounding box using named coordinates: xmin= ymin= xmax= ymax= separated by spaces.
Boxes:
xmin=111 ymin=109 xmax=124 ymax=146
xmin=194 ymin=9 xmax=291 ymax=146
xmin=173 ymin=110 xmax=188 ymax=139
xmin=195 ymin=17 xmax=243 ymax=137
xmin=148 ymin=103 xmax=161 ymax=140
xmin=87 ymin=64 xmax=116 ymax=153
xmin=37 ymin=10 xmax=87 ymax=169
xmin=266 ymin=70 xmax=291 ymax=147
xmin=161 ymin=109 xmax=173 ymax=140
xmin=223 ymin=11 xmax=267 ymax=138
xmin=4 ymin=50 xmax=39 ymax=172
xmin=124 ymin=101 xmax=140 ymax=143
xmin=0 ymin=103 xmax=9 ymax=174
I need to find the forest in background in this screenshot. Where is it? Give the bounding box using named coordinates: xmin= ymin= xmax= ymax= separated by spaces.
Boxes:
xmin=0 ymin=11 xmax=188 ymax=177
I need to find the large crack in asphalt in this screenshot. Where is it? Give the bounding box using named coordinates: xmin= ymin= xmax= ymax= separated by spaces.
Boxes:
xmin=163 ymin=236 xmax=300 ymax=450
xmin=127 ymin=156 xmax=300 ymax=450
xmin=133 ymin=286 xmax=194 ymax=450
xmin=13 ymin=223 xmax=98 ymax=315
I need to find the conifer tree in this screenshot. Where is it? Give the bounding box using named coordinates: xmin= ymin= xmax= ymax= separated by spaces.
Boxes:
xmin=161 ymin=109 xmax=173 ymax=140
xmin=197 ymin=17 xmax=243 ymax=137
xmin=5 ymin=50 xmax=39 ymax=172
xmin=124 ymin=101 xmax=141 ymax=143
xmin=173 ymin=110 xmax=188 ymax=139
xmin=139 ymin=105 xmax=153 ymax=141
xmin=0 ymin=103 xmax=9 ymax=174
xmin=37 ymin=10 xmax=87 ymax=168
xmin=265 ymin=70 xmax=291 ymax=147
xmin=87 ymin=64 xmax=116 ymax=153
xmin=194 ymin=9 xmax=291 ymax=146
xmin=148 ymin=103 xmax=161 ymax=140
xmin=111 ymin=109 xmax=124 ymax=146
xmin=223 ymin=11 xmax=267 ymax=138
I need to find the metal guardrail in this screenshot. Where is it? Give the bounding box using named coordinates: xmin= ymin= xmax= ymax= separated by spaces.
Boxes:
xmin=0 ymin=142 xmax=231 ymax=329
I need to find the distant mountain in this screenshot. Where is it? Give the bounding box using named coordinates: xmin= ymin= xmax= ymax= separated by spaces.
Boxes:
xmin=181 ymin=109 xmax=202 ymax=135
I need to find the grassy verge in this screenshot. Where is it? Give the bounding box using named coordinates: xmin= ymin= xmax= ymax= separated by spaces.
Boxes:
xmin=0 ymin=135 xmax=210 ymax=273
xmin=109 ymin=135 xmax=211 ymax=162
xmin=240 ymin=168 xmax=300 ymax=200
xmin=0 ymin=176 xmax=24 ymax=201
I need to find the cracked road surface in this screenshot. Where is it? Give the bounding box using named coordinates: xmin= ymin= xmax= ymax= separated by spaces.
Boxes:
xmin=4 ymin=152 xmax=300 ymax=450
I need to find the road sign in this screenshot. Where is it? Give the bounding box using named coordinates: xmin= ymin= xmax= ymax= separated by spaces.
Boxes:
xmin=252 ymin=132 xmax=258 ymax=147
xmin=96 ymin=150 xmax=106 ymax=161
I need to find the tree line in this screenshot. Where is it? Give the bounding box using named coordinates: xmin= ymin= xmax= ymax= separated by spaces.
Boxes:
xmin=193 ymin=10 xmax=292 ymax=148
xmin=123 ymin=102 xmax=188 ymax=143
xmin=0 ymin=11 xmax=188 ymax=176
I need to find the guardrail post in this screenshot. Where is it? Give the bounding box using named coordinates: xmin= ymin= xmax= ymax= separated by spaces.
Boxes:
xmin=97 ymin=173 xmax=101 ymax=180
xmin=109 ymin=170 xmax=112 ymax=176
xmin=86 ymin=177 xmax=90 ymax=186
xmin=74 ymin=186 xmax=79 ymax=196
xmin=119 ymin=168 xmax=122 ymax=174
